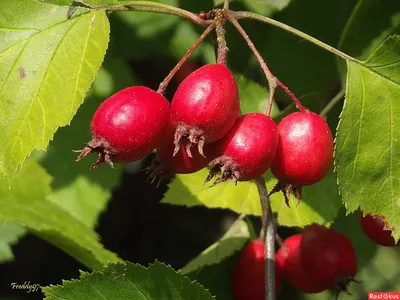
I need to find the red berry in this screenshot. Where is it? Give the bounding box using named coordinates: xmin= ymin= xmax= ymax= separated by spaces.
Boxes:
xmin=76 ymin=86 xmax=170 ymax=169
xmin=300 ymin=224 xmax=357 ymax=292
xmin=170 ymin=64 xmax=239 ymax=157
xmin=271 ymin=111 xmax=333 ymax=186
xmin=205 ymin=113 xmax=278 ymax=184
xmin=360 ymin=212 xmax=398 ymax=247
xmin=233 ymin=239 xmax=282 ymax=300
xmin=276 ymin=234 xmax=328 ymax=293
xmin=147 ymin=124 xmax=216 ymax=182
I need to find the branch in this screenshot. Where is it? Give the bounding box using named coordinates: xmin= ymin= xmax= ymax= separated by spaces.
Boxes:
xmin=231 ymin=10 xmax=360 ymax=64
xmin=101 ymin=1 xmax=210 ymax=26
xmin=224 ymin=0 xmax=230 ymax=10
xmin=215 ymin=11 xmax=228 ymax=65
xmin=255 ymin=176 xmax=276 ymax=300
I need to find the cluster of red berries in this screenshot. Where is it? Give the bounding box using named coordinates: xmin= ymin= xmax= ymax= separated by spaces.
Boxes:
xmin=233 ymin=224 xmax=357 ymax=300
xmin=232 ymin=215 xmax=399 ymax=300
xmin=76 ymin=63 xmax=334 ymax=194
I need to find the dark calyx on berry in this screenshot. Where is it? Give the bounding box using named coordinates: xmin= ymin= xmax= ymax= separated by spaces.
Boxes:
xmin=75 ymin=138 xmax=114 ymax=170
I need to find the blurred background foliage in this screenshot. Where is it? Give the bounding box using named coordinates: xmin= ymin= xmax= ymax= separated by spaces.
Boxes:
xmin=1 ymin=0 xmax=400 ymax=299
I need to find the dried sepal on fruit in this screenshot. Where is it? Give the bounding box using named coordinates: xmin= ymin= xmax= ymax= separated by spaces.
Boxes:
xmin=147 ymin=123 xmax=216 ymax=185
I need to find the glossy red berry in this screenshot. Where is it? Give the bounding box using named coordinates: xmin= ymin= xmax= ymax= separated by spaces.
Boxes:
xmin=171 ymin=64 xmax=239 ymax=157
xmin=300 ymin=224 xmax=357 ymax=292
xmin=206 ymin=113 xmax=278 ymax=185
xmin=148 ymin=124 xmax=216 ymax=182
xmin=272 ymin=111 xmax=333 ymax=185
xmin=233 ymin=239 xmax=282 ymax=300
xmin=276 ymin=234 xmax=328 ymax=293
xmin=76 ymin=86 xmax=170 ymax=169
xmin=360 ymin=212 xmax=398 ymax=247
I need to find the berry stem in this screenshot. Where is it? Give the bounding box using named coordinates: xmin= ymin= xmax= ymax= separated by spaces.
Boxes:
xmin=255 ymin=176 xmax=276 ymax=300
xmin=224 ymin=0 xmax=230 ymax=9
xmin=157 ymin=23 xmax=216 ymax=95
xmin=224 ymin=12 xmax=277 ymax=117
xmin=215 ymin=10 xmax=228 ymax=65
xmin=225 ymin=12 xmax=306 ymax=114
xmin=275 ymin=79 xmax=306 ymax=112
xmin=231 ymin=11 xmax=360 ymax=64
xmin=101 ymin=1 xmax=210 ymax=27
xmin=320 ymin=89 xmax=345 ymax=117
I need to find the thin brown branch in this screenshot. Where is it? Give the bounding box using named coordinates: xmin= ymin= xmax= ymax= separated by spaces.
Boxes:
xmin=255 ymin=176 xmax=276 ymax=300
xmin=215 ymin=10 xmax=228 ymax=65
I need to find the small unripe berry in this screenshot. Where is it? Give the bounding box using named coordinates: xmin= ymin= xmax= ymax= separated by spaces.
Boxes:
xmin=75 ymin=86 xmax=170 ymax=169
xmin=170 ymin=64 xmax=239 ymax=157
xmin=360 ymin=212 xmax=398 ymax=247
xmin=206 ymin=113 xmax=278 ymax=185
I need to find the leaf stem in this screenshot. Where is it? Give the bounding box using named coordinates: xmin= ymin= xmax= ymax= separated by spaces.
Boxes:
xmin=157 ymin=23 xmax=216 ymax=94
xmin=255 ymin=176 xmax=276 ymax=300
xmin=231 ymin=11 xmax=360 ymax=64
xmin=100 ymin=1 xmax=210 ymax=26
xmin=215 ymin=10 xmax=228 ymax=65
xmin=320 ymin=89 xmax=345 ymax=117
xmin=224 ymin=0 xmax=230 ymax=10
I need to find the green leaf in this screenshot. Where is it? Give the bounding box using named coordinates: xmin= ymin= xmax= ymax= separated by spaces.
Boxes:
xmin=0 ymin=225 xmax=26 ymax=263
xmin=43 ymin=261 xmax=215 ymax=300
xmin=271 ymin=170 xmax=341 ymax=227
xmin=335 ymin=35 xmax=400 ymax=241
xmin=186 ymin=253 xmax=239 ymax=300
xmin=0 ymin=0 xmax=110 ymax=182
xmin=162 ymin=168 xmax=262 ymax=215
xmin=162 ymin=168 xmax=341 ymax=227
xmin=109 ymin=1 xmax=179 ymax=61
xmin=0 ymin=159 xmax=120 ymax=269
xmin=339 ymin=0 xmax=400 ymax=61
xmin=181 ymin=218 xmax=250 ymax=274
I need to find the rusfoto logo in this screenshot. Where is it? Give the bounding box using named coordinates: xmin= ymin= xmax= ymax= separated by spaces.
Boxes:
xmin=369 ymin=292 xmax=400 ymax=299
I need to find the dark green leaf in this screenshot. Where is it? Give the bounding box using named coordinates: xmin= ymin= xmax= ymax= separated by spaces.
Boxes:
xmin=43 ymin=261 xmax=215 ymax=299
xmin=181 ymin=218 xmax=250 ymax=274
